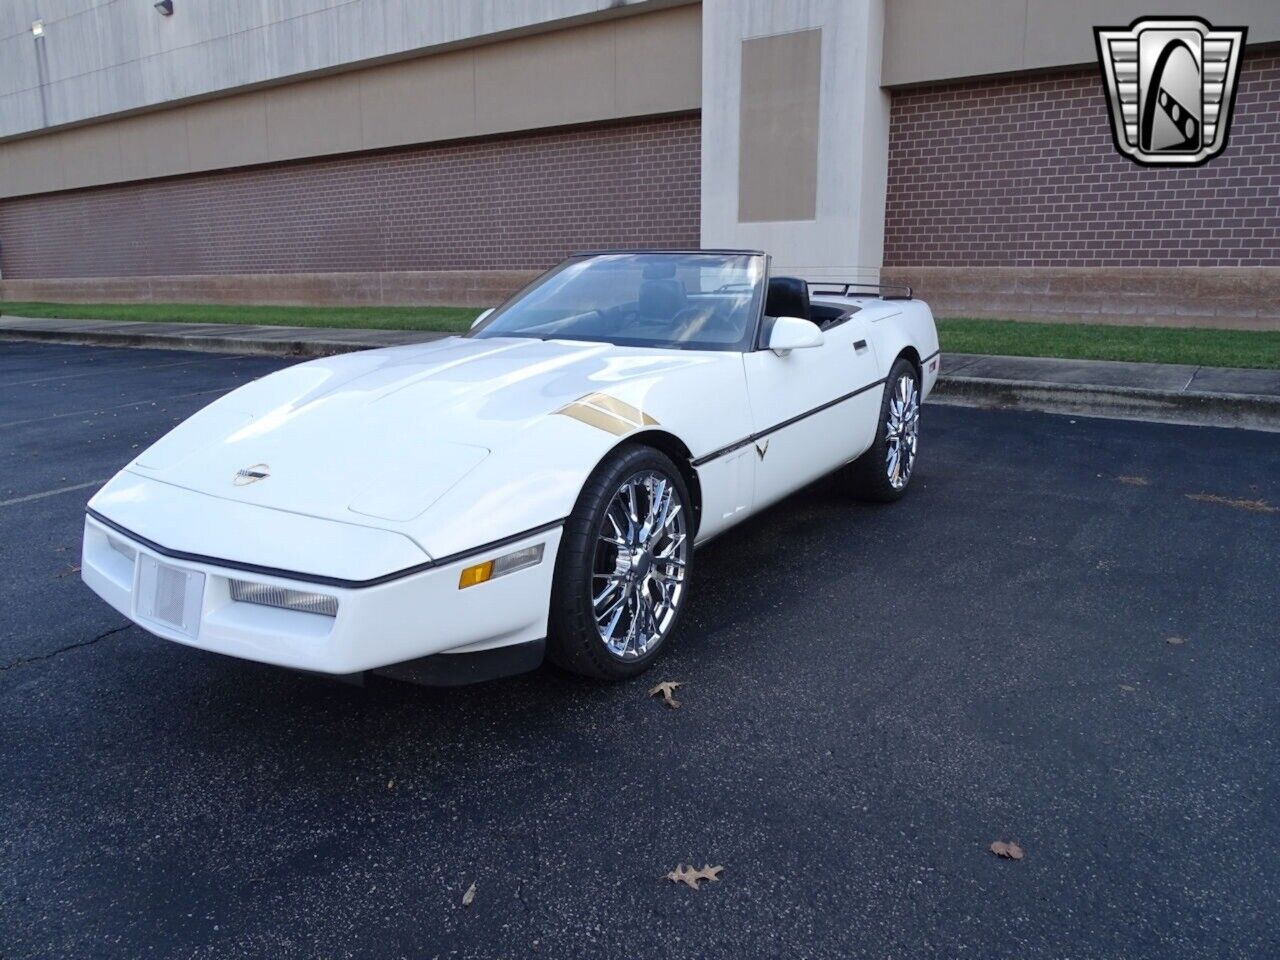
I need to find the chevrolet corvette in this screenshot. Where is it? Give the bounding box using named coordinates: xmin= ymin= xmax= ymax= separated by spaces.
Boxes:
xmin=81 ymin=251 xmax=939 ymax=683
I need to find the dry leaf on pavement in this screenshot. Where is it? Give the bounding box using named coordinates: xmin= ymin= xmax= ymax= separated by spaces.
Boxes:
xmin=990 ymin=841 xmax=1025 ymax=860
xmin=666 ymin=863 xmax=724 ymax=890
xmin=1185 ymin=493 xmax=1276 ymax=513
xmin=693 ymin=864 xmax=724 ymax=885
xmin=1117 ymin=476 xmax=1150 ymax=486
xmin=1166 ymin=636 xmax=1187 ymax=646
xmin=462 ymin=881 xmax=477 ymax=907
xmin=649 ymin=681 xmax=683 ymax=709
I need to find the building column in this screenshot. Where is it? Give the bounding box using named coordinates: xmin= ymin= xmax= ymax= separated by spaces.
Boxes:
xmin=699 ymin=0 xmax=890 ymax=283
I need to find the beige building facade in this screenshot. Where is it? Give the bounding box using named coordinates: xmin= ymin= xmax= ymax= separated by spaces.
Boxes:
xmin=1 ymin=0 xmax=1278 ymax=328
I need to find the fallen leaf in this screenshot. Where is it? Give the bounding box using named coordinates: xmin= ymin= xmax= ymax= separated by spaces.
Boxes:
xmin=1120 ymin=684 xmax=1136 ymax=692
xmin=666 ymin=863 xmax=724 ymax=890
xmin=386 ymin=779 xmax=395 ymax=790
xmin=462 ymin=881 xmax=476 ymax=907
xmin=56 ymin=564 xmax=81 ymax=578
xmin=1166 ymin=636 xmax=1187 ymax=646
xmin=693 ymin=864 xmax=724 ymax=884
xmin=1117 ymin=475 xmax=1150 ymax=486
xmin=648 ymin=680 xmax=683 ymax=709
xmin=990 ymin=841 xmax=1024 ymax=860
xmin=1185 ymin=493 xmax=1277 ymax=513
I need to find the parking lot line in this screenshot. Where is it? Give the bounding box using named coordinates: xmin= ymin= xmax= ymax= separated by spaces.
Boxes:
xmin=0 ymin=386 xmax=231 ymax=429
xmin=0 ymin=479 xmax=106 ymax=508
xmin=0 ymin=353 xmax=239 ymax=390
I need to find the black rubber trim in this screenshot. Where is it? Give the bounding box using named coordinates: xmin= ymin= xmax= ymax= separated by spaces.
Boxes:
xmin=373 ymin=637 xmax=546 ymax=687
xmin=85 ymin=507 xmax=565 ymax=589
xmin=922 ymin=349 xmax=941 ymax=364
xmin=691 ymin=377 xmax=887 ymax=467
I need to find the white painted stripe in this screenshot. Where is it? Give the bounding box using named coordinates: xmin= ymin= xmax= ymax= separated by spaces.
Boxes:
xmin=0 ymin=354 xmax=236 ymax=390
xmin=0 ymin=386 xmax=229 ymax=429
xmin=0 ymin=480 xmax=105 ymax=508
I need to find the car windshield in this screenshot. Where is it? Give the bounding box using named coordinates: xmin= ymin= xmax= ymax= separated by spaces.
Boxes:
xmin=468 ymin=252 xmax=766 ymax=352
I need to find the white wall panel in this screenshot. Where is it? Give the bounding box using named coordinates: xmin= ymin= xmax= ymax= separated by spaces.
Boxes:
xmin=0 ymin=6 xmax=701 ymax=199
xmin=0 ymin=0 xmax=696 ymax=142
xmin=701 ymin=0 xmax=890 ymax=280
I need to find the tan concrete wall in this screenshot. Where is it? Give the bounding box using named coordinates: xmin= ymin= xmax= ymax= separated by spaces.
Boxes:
xmin=0 ymin=114 xmax=701 ymax=282
xmin=883 ymin=0 xmax=1280 ymax=87
xmin=737 ymin=29 xmax=822 ymax=223
xmin=0 ymin=0 xmax=696 ymax=142
xmin=0 ymin=4 xmax=701 ymax=201
xmin=879 ymin=267 xmax=1280 ymax=331
xmin=701 ymin=0 xmax=890 ymax=282
xmin=0 ymin=272 xmax=542 ymax=308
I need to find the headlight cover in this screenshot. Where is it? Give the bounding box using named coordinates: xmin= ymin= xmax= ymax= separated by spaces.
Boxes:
xmin=229 ymin=579 xmax=339 ymax=617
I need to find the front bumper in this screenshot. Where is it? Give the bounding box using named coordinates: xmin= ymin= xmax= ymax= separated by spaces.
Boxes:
xmin=81 ymin=514 xmax=562 ymax=675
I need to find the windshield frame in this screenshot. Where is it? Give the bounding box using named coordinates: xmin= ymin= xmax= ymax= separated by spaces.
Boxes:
xmin=465 ymin=251 xmax=770 ymax=354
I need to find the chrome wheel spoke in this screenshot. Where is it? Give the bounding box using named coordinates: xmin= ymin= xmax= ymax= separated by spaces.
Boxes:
xmin=592 ymin=575 xmax=624 ymax=609
xmin=600 ymin=594 xmax=627 ymax=645
xmin=603 ymin=509 xmax=628 ymax=546
xmin=659 ymin=502 xmax=683 ymax=537
xmin=884 ymin=374 xmax=920 ymax=490
xmin=592 ymin=469 xmax=689 ymax=659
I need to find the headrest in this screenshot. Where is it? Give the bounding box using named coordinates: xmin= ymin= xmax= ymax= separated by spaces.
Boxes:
xmin=637 ymin=278 xmax=687 ymax=319
xmin=765 ymin=276 xmax=810 ymax=321
xmin=642 ymin=261 xmax=678 ymax=280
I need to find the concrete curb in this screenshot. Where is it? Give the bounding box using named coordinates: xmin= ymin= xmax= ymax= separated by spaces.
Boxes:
xmin=0 ymin=323 xmax=443 ymax=357
xmin=930 ymin=375 xmax=1280 ymax=432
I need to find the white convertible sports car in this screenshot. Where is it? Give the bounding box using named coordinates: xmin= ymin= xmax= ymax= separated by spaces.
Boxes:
xmin=82 ymin=251 xmax=939 ymax=683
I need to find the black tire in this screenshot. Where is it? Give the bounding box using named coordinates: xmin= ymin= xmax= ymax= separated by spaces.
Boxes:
xmin=848 ymin=357 xmax=921 ymax=503
xmin=547 ymin=444 xmax=693 ymax=680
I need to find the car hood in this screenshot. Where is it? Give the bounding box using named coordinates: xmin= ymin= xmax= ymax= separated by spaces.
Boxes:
xmin=124 ymin=336 xmax=708 ymax=528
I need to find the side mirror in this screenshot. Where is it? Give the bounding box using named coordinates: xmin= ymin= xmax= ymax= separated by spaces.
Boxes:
xmin=470 ymin=308 xmax=494 ymax=329
xmin=766 ymin=316 xmax=824 ymax=356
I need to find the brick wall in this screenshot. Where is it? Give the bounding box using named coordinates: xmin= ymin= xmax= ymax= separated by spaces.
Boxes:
xmin=884 ymin=52 xmax=1280 ymax=269
xmin=0 ymin=114 xmax=701 ymax=282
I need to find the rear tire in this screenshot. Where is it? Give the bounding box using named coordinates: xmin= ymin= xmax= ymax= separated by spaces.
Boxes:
xmin=848 ymin=358 xmax=921 ymax=503
xmin=548 ymin=445 xmax=692 ymax=680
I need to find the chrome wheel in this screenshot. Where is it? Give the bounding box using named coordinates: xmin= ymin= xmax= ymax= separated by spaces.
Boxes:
xmin=591 ymin=470 xmax=688 ymax=660
xmin=884 ymin=373 xmax=920 ymax=490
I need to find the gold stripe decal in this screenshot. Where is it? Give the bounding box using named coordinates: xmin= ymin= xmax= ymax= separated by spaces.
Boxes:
xmin=555 ymin=392 xmax=658 ymax=437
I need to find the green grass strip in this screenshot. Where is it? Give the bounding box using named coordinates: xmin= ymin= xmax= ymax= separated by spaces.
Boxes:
xmin=2 ymin=301 xmax=1276 ymax=369
xmin=938 ymin=318 xmax=1279 ymax=370
xmin=0 ymin=301 xmax=480 ymax=333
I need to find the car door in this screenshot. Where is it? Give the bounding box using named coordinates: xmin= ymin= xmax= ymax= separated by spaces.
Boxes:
xmin=742 ymin=309 xmax=882 ymax=511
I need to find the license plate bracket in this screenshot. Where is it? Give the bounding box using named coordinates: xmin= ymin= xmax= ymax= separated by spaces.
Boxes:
xmin=136 ymin=555 xmax=205 ymax=639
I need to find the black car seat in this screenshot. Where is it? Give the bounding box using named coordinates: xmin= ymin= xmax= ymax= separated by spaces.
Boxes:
xmin=765 ymin=276 xmax=810 ymax=321
xmin=637 ymin=278 xmax=687 ymax=319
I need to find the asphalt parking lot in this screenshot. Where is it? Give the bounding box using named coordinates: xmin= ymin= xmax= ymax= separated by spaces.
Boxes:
xmin=1 ymin=340 xmax=1277 ymax=960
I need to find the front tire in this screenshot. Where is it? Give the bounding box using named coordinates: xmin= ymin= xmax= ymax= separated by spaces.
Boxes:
xmin=848 ymin=357 xmax=921 ymax=503
xmin=548 ymin=445 xmax=692 ymax=680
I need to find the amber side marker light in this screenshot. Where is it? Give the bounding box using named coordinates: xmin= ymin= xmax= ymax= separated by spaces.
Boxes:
xmin=458 ymin=544 xmax=545 ymax=589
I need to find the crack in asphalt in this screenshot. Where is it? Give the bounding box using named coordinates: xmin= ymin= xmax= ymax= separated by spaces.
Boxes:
xmin=0 ymin=623 xmax=132 ymax=671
